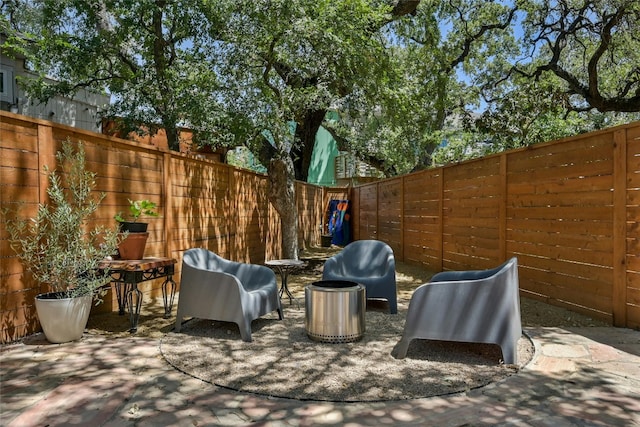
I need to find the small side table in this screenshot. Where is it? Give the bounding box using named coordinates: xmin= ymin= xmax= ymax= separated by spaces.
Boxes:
xmin=265 ymin=259 xmax=306 ymax=305
xmin=101 ymin=257 xmax=177 ymax=332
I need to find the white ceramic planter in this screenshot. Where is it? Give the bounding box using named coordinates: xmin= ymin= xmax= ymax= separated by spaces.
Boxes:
xmin=35 ymin=293 xmax=93 ymax=343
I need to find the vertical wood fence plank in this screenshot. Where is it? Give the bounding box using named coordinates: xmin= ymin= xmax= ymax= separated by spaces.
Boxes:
xmin=400 ymin=176 xmax=405 ymax=261
xmin=437 ymin=171 xmax=444 ymax=272
xmin=228 ymin=166 xmax=235 ymax=261
xmin=322 ymin=186 xmax=327 ymax=236
xmin=37 ymin=124 xmax=55 ymax=206
xmin=163 ymin=152 xmax=173 ymax=259
xmin=376 ymin=182 xmax=380 ymax=241
xmin=627 ymin=126 xmax=640 ymax=329
xmin=500 ymin=154 xmax=507 ymax=261
xmin=613 ymin=129 xmax=628 ymax=326
xmin=352 ymin=187 xmax=360 ymax=241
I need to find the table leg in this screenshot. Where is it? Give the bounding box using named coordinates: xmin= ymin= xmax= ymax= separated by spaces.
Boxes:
xmin=115 ymin=283 xmax=129 ymax=315
xmin=162 ymin=275 xmax=177 ymax=318
xmin=278 ymin=269 xmax=300 ymax=307
xmin=126 ymin=282 xmax=143 ymax=332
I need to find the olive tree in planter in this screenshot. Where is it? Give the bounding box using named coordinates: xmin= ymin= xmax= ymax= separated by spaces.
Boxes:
xmin=113 ymin=199 xmax=159 ymax=259
xmin=5 ymin=140 xmax=121 ymax=343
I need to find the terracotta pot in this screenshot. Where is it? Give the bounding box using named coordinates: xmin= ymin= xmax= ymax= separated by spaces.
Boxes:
xmin=117 ymin=232 xmax=149 ymax=259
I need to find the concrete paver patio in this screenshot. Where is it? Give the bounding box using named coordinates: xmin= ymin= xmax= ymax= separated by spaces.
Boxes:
xmin=1 ymin=325 xmax=639 ymax=426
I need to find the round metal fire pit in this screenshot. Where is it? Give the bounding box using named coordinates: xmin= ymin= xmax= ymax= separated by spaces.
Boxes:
xmin=305 ymin=280 xmax=365 ymax=343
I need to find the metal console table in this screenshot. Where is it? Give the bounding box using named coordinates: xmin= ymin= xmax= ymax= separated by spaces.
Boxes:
xmin=102 ymin=257 xmax=177 ymax=332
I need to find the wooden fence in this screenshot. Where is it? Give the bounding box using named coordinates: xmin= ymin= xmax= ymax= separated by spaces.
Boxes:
xmin=0 ymin=112 xmax=342 ymax=343
xmin=351 ymin=121 xmax=640 ymax=329
xmin=5 ymin=111 xmax=637 ymax=341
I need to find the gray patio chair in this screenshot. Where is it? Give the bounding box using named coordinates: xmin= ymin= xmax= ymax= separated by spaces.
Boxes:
xmin=396 ymin=257 xmax=522 ymax=364
xmin=175 ymin=248 xmax=283 ymax=342
xmin=322 ymin=240 xmax=397 ymax=314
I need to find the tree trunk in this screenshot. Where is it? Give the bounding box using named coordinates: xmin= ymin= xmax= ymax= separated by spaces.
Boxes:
xmin=267 ymin=156 xmax=299 ymax=260
xmin=292 ymin=109 xmax=326 ymax=181
xmin=164 ymin=123 xmax=181 ymax=151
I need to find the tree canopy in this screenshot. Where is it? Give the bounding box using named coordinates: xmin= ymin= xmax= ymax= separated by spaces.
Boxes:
xmin=3 ymin=0 xmax=640 ymax=256
xmin=4 ymin=0 xmax=639 ymax=166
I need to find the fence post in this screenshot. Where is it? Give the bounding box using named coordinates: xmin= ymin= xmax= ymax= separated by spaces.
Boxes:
xmin=399 ymin=176 xmax=405 ymax=262
xmin=228 ymin=166 xmax=236 ymax=260
xmin=352 ymin=187 xmax=359 ymax=241
xmin=35 ymin=124 xmax=56 ymax=298
xmin=322 ymin=185 xmax=327 ymax=236
xmin=612 ymin=129 xmax=628 ymax=327
xmin=437 ymin=170 xmax=444 ymax=272
xmin=375 ymin=182 xmax=380 ymax=240
xmin=37 ymin=124 xmax=56 ymax=205
xmin=163 ymin=152 xmax=173 ymax=259
xmin=499 ymin=153 xmax=508 ymax=261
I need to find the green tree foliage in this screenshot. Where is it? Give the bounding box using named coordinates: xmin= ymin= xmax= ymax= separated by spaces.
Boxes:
xmin=1 ymin=0 xmax=228 ymax=150
xmin=457 ymin=0 xmax=640 ymax=162
xmin=361 ymin=0 xmax=521 ymax=170
xmin=208 ymin=0 xmax=406 ymax=178
xmin=515 ymin=0 xmax=640 ymax=113
xmin=200 ymin=0 xmax=419 ymax=258
xmin=3 ymin=0 xmax=639 ymax=166
xmin=4 ymin=0 xmax=640 ymax=252
xmin=390 ymin=0 xmax=640 ymax=165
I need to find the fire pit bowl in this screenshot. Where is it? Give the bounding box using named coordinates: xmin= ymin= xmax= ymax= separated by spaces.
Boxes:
xmin=305 ymin=280 xmax=365 ymax=343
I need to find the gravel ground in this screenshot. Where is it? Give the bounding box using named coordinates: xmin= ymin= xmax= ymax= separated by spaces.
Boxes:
xmin=85 ymin=256 xmax=609 ymax=401
xmin=87 ymin=256 xmax=609 ymax=338
xmin=87 ymin=257 xmax=609 ymax=338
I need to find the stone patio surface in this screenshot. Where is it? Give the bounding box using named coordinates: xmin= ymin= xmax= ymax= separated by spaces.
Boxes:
xmin=1 ymin=325 xmax=639 ymax=426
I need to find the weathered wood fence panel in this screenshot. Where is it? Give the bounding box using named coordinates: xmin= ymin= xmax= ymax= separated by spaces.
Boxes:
xmin=354 ymin=184 xmax=378 ymax=240
xmin=507 ymin=133 xmax=616 ymax=321
xmin=377 ymin=180 xmax=403 ymax=260
xmin=232 ymin=170 xmax=271 ymax=264
xmin=443 ymin=156 xmax=502 ymax=271
xmin=297 ymin=182 xmax=324 ymax=250
xmin=0 ymin=115 xmax=42 ymax=337
xmin=170 ymin=157 xmax=232 ymax=257
xmin=626 ymin=126 xmax=640 ymax=329
xmin=0 ymin=112 xmax=327 ymax=342
xmin=402 ymin=169 xmax=443 ymax=270
xmin=351 ymin=121 xmax=640 ymax=328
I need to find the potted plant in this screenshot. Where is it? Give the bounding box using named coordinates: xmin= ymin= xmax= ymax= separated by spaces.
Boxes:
xmin=114 ymin=199 xmax=159 ymax=259
xmin=114 ymin=199 xmax=159 ymax=232
xmin=5 ymin=140 xmax=121 ymax=343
